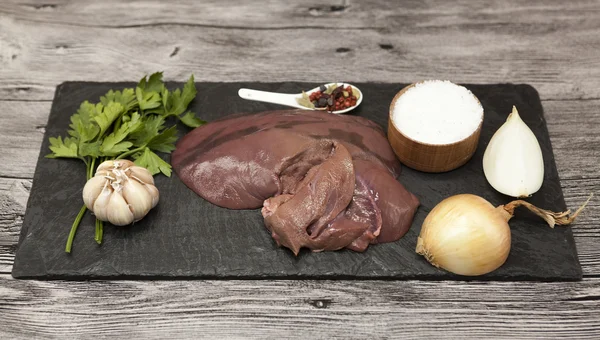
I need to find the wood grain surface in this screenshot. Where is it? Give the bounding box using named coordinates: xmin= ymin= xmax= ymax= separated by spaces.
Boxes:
xmin=0 ymin=0 xmax=599 ymax=339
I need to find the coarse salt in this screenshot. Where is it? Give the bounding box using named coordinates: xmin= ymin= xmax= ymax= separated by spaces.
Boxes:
xmin=392 ymin=80 xmax=483 ymax=145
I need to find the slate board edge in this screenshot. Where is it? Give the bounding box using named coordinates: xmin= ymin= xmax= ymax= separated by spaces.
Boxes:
xmin=13 ymin=83 xmax=69 ymax=259
xmin=519 ymin=84 xmax=583 ymax=280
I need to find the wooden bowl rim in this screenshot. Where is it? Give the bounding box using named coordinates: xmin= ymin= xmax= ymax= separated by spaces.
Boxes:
xmin=388 ymin=81 xmax=484 ymax=147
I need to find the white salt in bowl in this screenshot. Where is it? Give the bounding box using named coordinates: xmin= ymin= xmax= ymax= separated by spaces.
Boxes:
xmin=388 ymin=80 xmax=484 ymax=173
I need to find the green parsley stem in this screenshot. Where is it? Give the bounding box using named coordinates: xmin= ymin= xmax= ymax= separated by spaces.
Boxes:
xmin=94 ymin=219 xmax=103 ymax=244
xmin=116 ymin=145 xmax=146 ymax=160
xmin=65 ymin=204 xmax=87 ymax=253
xmin=88 ymin=157 xmax=96 ymax=180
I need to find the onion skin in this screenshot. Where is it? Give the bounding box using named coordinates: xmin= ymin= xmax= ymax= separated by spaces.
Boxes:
xmin=416 ymin=194 xmax=511 ymax=276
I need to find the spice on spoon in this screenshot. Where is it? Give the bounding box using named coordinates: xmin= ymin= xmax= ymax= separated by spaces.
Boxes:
xmin=296 ymin=83 xmax=360 ymax=112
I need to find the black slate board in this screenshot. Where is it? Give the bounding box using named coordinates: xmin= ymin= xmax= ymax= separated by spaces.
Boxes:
xmin=12 ymin=82 xmax=582 ymax=281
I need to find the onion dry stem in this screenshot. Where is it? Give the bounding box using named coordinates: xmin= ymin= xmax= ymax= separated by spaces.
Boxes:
xmin=500 ymin=195 xmax=592 ymax=228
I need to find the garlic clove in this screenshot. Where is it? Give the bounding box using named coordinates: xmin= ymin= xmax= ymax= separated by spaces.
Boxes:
xmin=94 ymin=170 xmax=111 ymax=178
xmin=92 ymin=186 xmax=113 ymax=222
xmin=115 ymin=159 xmax=135 ymax=169
xmin=144 ymin=184 xmax=160 ymax=208
xmin=82 ymin=176 xmax=108 ymax=210
xmin=96 ymin=160 xmax=115 ymax=173
xmin=122 ymin=177 xmax=153 ymax=221
xmin=106 ymin=190 xmax=135 ymax=226
xmin=128 ymin=166 xmax=155 ymax=185
xmin=482 ymin=106 xmax=544 ymax=197
xmin=96 ymin=159 xmax=135 ymax=173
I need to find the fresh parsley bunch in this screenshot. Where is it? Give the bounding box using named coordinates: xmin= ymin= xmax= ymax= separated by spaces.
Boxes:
xmin=46 ymin=72 xmax=204 ymax=253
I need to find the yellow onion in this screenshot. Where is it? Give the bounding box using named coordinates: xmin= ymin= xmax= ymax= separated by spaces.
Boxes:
xmin=416 ymin=193 xmax=590 ymax=276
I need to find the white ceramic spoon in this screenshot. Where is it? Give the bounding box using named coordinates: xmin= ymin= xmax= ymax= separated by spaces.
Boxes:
xmin=238 ymin=83 xmax=363 ymax=114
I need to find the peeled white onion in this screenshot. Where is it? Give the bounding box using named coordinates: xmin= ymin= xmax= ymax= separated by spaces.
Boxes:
xmin=483 ymin=106 xmax=544 ymax=197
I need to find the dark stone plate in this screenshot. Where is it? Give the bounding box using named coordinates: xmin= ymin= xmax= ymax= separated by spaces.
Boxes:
xmin=11 ymin=82 xmax=581 ymax=281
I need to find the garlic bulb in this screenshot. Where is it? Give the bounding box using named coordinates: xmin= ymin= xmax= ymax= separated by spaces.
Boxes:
xmin=82 ymin=160 xmax=159 ymax=226
xmin=483 ymin=106 xmax=544 ymax=197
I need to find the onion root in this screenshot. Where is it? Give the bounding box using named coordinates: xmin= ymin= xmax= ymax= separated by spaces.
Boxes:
xmin=500 ymin=194 xmax=593 ymax=228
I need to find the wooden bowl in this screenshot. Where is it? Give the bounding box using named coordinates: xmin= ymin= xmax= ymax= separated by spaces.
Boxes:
xmin=388 ymin=83 xmax=483 ymax=173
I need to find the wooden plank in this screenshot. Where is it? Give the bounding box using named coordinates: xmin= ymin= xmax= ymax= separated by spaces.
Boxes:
xmin=1 ymin=0 xmax=600 ymax=101
xmin=2 ymin=0 xmax=597 ymax=32
xmin=543 ymin=99 xmax=600 ymax=181
xmin=1 ymin=274 xmax=600 ymax=339
xmin=0 ymin=178 xmax=29 ymax=274
xmin=0 ymin=101 xmax=49 ymax=178
xmin=0 ymin=248 xmax=15 ymax=274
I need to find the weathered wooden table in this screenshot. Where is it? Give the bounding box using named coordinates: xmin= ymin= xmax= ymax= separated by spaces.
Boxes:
xmin=1 ymin=1 xmax=599 ymax=338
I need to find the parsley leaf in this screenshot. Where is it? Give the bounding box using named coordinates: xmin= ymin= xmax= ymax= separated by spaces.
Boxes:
xmin=100 ymin=89 xmax=137 ymax=112
xmin=79 ymin=141 xmax=102 ymax=158
xmin=164 ymin=75 xmax=197 ymax=117
xmin=147 ymin=125 xmax=178 ymax=153
xmin=100 ymin=124 xmax=133 ymax=157
xmin=134 ymin=147 xmax=172 ymax=177
xmin=47 ymin=136 xmax=78 ymax=158
xmin=179 ymin=111 xmax=206 ymax=128
xmin=161 ymin=87 xmax=169 ymax=109
xmin=129 ymin=115 xmax=165 ymax=147
xmin=98 ymin=110 xmax=145 ymax=157
xmin=136 ymin=87 xmax=162 ymax=111
xmin=122 ymin=111 xmax=143 ymax=133
xmin=138 ymin=72 xmax=165 ymax=93
xmin=94 ymin=102 xmax=124 ymax=136
xmin=146 ymin=72 xmax=165 ymax=93
xmin=68 ymin=102 xmax=100 ymax=143
xmin=101 ymin=140 xmax=133 ymax=157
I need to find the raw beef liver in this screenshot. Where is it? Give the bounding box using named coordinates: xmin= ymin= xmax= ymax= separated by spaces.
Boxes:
xmin=172 ymin=110 xmax=419 ymax=254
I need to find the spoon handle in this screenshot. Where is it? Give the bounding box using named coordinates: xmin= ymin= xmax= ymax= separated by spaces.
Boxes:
xmin=238 ymin=89 xmax=306 ymax=109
